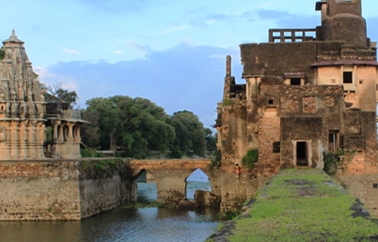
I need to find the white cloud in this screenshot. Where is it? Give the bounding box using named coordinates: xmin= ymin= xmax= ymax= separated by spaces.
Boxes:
xmin=34 ymin=66 xmax=79 ymax=91
xmin=113 ymin=50 xmax=124 ymax=54
xmin=63 ymin=48 xmax=81 ymax=55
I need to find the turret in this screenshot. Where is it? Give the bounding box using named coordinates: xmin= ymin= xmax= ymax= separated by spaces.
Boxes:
xmin=316 ymin=0 xmax=368 ymax=48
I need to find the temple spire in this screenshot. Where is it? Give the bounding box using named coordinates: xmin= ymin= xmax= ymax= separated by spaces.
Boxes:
xmin=3 ymin=29 xmax=24 ymax=45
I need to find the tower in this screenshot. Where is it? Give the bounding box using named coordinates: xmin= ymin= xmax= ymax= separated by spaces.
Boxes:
xmin=0 ymin=30 xmax=46 ymax=159
xmin=317 ymin=0 xmax=368 ymax=48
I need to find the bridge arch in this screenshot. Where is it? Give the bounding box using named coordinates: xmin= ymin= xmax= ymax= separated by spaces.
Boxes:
xmin=133 ymin=169 xmax=157 ymax=202
xmin=185 ymin=168 xmax=212 ymax=200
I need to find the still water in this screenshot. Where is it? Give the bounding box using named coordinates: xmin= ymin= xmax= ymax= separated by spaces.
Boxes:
xmin=0 ymin=181 xmax=220 ymax=242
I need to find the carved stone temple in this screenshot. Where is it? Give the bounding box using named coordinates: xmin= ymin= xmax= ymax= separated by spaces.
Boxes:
xmin=215 ymin=0 xmax=378 ymax=173
xmin=0 ymin=30 xmax=86 ymax=160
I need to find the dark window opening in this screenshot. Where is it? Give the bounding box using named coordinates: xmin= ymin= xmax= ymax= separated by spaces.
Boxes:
xmin=296 ymin=142 xmax=308 ymax=167
xmin=343 ymin=72 xmax=353 ymax=84
xmin=373 ymin=183 xmax=378 ymax=189
xmin=328 ymin=130 xmax=339 ymax=153
xmin=291 ymin=78 xmax=301 ymax=86
xmin=268 ymin=99 xmax=274 ymax=105
xmin=273 ymin=142 xmax=281 ymax=153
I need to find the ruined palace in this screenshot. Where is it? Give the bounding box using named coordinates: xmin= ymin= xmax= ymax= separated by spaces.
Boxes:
xmin=0 ymin=30 xmax=85 ymax=159
xmin=216 ymin=0 xmax=378 ymax=172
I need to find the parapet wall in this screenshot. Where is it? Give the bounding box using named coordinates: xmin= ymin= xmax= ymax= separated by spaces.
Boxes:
xmin=0 ymin=159 xmax=134 ymax=221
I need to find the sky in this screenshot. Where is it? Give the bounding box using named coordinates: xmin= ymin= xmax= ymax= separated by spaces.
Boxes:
xmin=1 ymin=0 xmax=378 ymax=129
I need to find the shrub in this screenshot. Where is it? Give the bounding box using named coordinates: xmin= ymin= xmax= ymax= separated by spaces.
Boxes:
xmin=80 ymin=148 xmax=101 ymax=158
xmin=323 ymin=152 xmax=343 ymax=176
xmin=242 ymin=149 xmax=258 ymax=169
xmin=80 ymin=159 xmax=132 ymax=180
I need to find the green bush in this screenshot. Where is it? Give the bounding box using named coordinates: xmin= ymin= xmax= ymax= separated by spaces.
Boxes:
xmin=80 ymin=148 xmax=101 ymax=158
xmin=242 ymin=149 xmax=258 ymax=169
xmin=80 ymin=159 xmax=132 ymax=180
xmin=323 ymin=151 xmax=343 ymax=176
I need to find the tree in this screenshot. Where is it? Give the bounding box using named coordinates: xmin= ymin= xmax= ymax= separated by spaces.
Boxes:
xmin=169 ymin=111 xmax=206 ymax=158
xmin=43 ymin=83 xmax=78 ymax=108
xmin=205 ymin=128 xmax=217 ymax=152
xmin=81 ymin=96 xmax=175 ymax=158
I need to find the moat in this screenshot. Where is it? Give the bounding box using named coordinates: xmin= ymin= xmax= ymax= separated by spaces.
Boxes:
xmin=0 ymin=182 xmax=220 ymax=242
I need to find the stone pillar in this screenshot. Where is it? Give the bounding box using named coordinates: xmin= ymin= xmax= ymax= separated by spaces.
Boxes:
xmin=74 ymin=124 xmax=81 ymax=143
xmin=35 ymin=122 xmax=45 ymax=159
xmin=18 ymin=121 xmax=27 ymax=158
xmin=53 ymin=122 xmax=60 ymax=141
xmin=58 ymin=124 xmax=64 ymax=143
xmin=9 ymin=121 xmax=19 ymax=159
xmin=66 ymin=123 xmax=74 ymax=142
xmin=224 ymin=56 xmax=232 ymax=100
xmin=27 ymin=121 xmax=36 ymax=158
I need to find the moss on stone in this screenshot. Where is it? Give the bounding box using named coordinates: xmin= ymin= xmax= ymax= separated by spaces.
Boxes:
xmin=80 ymin=159 xmax=133 ymax=180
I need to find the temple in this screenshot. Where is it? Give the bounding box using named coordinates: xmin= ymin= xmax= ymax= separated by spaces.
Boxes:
xmin=0 ymin=30 xmax=86 ymax=160
xmin=215 ymin=0 xmax=378 ymax=172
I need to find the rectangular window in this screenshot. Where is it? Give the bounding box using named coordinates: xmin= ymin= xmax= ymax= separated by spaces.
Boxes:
xmin=268 ymin=99 xmax=274 ymax=105
xmin=273 ymin=142 xmax=281 ymax=153
xmin=291 ymin=78 xmax=301 ymax=86
xmin=343 ymin=72 xmax=353 ymax=84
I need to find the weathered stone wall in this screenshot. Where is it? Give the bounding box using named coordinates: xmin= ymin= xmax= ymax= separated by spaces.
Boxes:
xmin=220 ymin=101 xmax=249 ymax=165
xmin=258 ymin=112 xmax=281 ymax=173
xmin=80 ymin=174 xmax=135 ymax=219
xmin=0 ymin=161 xmax=81 ymax=221
xmin=0 ymin=159 xmax=134 ymax=221
xmin=337 ymin=174 xmax=378 ymax=217
xmin=336 ymin=149 xmax=378 ymax=217
xmin=79 ymin=159 xmax=135 ymax=219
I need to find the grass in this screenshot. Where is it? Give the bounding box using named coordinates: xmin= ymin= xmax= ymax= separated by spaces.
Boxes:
xmin=228 ymin=169 xmax=378 ymax=242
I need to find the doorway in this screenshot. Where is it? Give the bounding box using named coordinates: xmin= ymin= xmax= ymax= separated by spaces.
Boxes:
xmin=296 ymin=142 xmax=308 ymax=167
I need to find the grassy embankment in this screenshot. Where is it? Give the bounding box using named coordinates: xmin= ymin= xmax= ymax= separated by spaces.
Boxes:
xmin=226 ymin=169 xmax=378 ymax=242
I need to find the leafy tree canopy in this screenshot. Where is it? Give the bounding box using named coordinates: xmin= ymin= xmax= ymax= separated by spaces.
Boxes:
xmin=168 ymin=110 xmax=206 ymax=158
xmin=82 ymin=96 xmax=175 ymax=159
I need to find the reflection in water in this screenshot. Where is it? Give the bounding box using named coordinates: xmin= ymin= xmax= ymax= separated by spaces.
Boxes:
xmin=0 ymin=178 xmax=219 ymax=242
xmin=0 ymin=208 xmax=219 ymax=242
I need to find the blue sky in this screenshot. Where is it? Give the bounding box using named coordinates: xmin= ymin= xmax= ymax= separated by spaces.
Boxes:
xmin=1 ymin=0 xmax=378 ymax=129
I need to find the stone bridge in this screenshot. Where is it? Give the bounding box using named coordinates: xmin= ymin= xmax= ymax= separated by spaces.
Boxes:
xmin=129 ymin=159 xmax=215 ymax=201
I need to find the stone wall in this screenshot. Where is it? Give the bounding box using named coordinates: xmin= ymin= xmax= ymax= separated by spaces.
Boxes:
xmin=337 ymin=149 xmax=378 ymax=217
xmin=80 ymin=174 xmax=135 ymax=219
xmin=0 ymin=161 xmax=81 ymax=221
xmin=0 ymin=159 xmax=134 ymax=221
xmin=337 ymin=174 xmax=378 ymax=217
